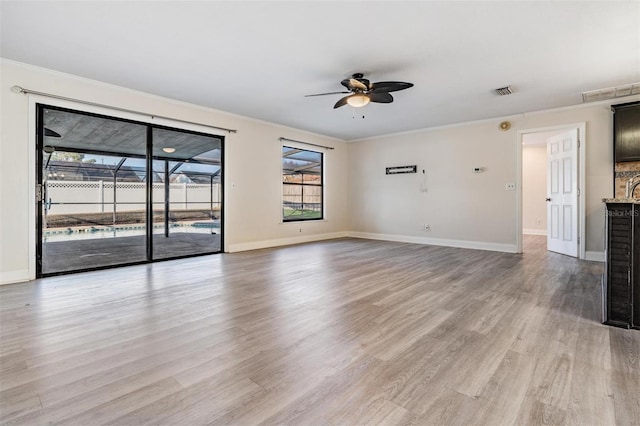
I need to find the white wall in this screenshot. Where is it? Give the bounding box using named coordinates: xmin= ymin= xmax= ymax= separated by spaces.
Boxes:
xmin=522 ymin=144 xmax=547 ymax=235
xmin=0 ymin=60 xmax=349 ymax=284
xmin=347 ymin=103 xmax=617 ymax=256
xmin=347 ymin=122 xmax=519 ymax=252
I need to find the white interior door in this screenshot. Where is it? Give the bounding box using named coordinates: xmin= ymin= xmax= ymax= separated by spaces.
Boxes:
xmin=546 ymin=129 xmax=579 ymax=257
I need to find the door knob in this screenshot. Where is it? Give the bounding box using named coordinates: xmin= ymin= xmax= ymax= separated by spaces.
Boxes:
xmin=545 ymin=198 xmax=551 ymax=202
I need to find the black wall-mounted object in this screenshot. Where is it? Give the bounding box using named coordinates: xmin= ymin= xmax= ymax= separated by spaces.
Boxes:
xmin=612 ymin=101 xmax=640 ymax=162
xmin=386 ymin=165 xmax=417 ymax=175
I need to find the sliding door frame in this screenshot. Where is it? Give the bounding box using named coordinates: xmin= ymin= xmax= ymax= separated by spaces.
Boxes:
xmin=35 ymin=103 xmax=225 ymax=278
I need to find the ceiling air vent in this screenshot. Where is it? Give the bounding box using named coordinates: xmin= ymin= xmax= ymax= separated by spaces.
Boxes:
xmin=582 ymin=82 xmax=640 ymax=103
xmin=495 ymin=86 xmax=513 ymax=96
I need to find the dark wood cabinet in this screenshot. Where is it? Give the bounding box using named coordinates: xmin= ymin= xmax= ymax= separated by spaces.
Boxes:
xmin=613 ymin=101 xmax=640 ymax=162
xmin=635 ymin=207 xmax=640 ymax=327
xmin=603 ymin=201 xmax=639 ymax=329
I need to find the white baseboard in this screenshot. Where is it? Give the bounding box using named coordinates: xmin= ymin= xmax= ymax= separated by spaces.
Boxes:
xmin=0 ymin=269 xmax=31 ymax=286
xmin=585 ymin=251 xmax=605 ymax=262
xmin=347 ymin=232 xmax=518 ymax=254
xmin=523 ymin=228 xmax=547 ymax=236
xmin=228 ymin=231 xmax=349 ymax=253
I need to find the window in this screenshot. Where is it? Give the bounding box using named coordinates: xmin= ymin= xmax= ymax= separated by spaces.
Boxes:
xmin=282 ymin=146 xmax=323 ymax=221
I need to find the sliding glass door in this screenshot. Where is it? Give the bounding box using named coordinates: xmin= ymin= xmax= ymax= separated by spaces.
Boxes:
xmin=151 ymin=128 xmax=222 ymax=260
xmin=37 ymin=105 xmax=224 ymax=276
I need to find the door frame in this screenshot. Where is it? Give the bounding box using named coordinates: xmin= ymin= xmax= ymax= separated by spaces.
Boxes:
xmin=27 ymin=95 xmax=226 ymax=279
xmin=516 ymin=122 xmax=586 ymax=259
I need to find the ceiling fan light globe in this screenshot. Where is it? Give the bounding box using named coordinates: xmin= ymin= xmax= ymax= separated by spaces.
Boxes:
xmin=347 ymin=94 xmax=370 ymax=108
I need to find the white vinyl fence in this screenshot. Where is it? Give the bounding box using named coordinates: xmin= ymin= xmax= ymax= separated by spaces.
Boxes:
xmin=45 ymin=180 xmax=221 ymax=215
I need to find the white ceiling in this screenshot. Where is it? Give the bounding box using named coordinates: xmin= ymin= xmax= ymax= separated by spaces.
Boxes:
xmin=1 ymin=1 xmax=638 ymax=141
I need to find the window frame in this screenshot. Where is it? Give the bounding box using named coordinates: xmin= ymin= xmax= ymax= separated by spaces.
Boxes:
xmin=282 ymin=145 xmax=324 ymax=222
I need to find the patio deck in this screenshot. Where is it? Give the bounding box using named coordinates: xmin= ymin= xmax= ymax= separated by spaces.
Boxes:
xmin=42 ymin=233 xmax=221 ymax=274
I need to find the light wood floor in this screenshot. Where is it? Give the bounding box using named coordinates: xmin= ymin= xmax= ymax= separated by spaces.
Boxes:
xmin=1 ymin=236 xmax=638 ymax=425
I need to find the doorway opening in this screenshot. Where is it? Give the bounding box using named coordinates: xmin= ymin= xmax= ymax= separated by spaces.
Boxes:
xmin=518 ymin=123 xmax=586 ymax=258
xmin=36 ymin=104 xmax=224 ymax=276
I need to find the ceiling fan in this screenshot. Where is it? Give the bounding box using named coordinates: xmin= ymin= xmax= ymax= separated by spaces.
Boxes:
xmin=305 ymin=73 xmax=414 ymax=109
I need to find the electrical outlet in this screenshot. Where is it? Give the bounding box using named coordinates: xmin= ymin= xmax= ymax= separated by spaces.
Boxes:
xmin=506 ymin=183 xmax=516 ymax=191
xmin=425 ymin=224 xmax=431 ymax=231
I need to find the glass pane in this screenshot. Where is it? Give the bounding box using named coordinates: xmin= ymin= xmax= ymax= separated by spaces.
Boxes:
xmin=302 ymin=186 xmax=322 ymax=219
xmin=41 ymin=106 xmax=148 ymax=274
xmin=282 ymin=147 xmax=322 ymax=176
xmin=41 ymin=117 xmax=148 ymax=275
xmin=283 ymin=184 xmax=303 ymax=220
xmin=152 ymin=128 xmax=222 ymax=259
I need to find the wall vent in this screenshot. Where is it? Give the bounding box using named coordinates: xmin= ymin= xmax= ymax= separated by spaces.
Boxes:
xmin=495 ymin=86 xmax=513 ymax=96
xmin=582 ymin=82 xmax=640 ymax=103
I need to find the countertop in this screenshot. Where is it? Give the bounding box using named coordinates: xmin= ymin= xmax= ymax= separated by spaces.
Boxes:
xmin=603 ymin=198 xmax=640 ymax=204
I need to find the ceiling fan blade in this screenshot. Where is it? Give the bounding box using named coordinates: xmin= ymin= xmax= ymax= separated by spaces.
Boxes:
xmin=44 ymin=128 xmax=62 ymax=138
xmin=370 ymin=81 xmax=414 ymax=93
xmin=333 ymin=95 xmax=352 ymax=109
xmin=304 ymin=91 xmax=350 ymax=97
xmin=340 ymin=78 xmax=368 ymax=91
xmin=368 ymin=92 xmax=394 ymax=103
xmin=349 ymin=78 xmax=368 ymax=91
xmin=357 ymin=78 xmax=371 ymax=90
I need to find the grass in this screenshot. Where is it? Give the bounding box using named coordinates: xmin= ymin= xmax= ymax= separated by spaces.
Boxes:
xmin=283 ymin=208 xmax=322 ymax=220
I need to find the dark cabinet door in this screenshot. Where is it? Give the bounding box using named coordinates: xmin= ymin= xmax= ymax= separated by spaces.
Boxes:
xmin=613 ymin=102 xmax=640 ymax=162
